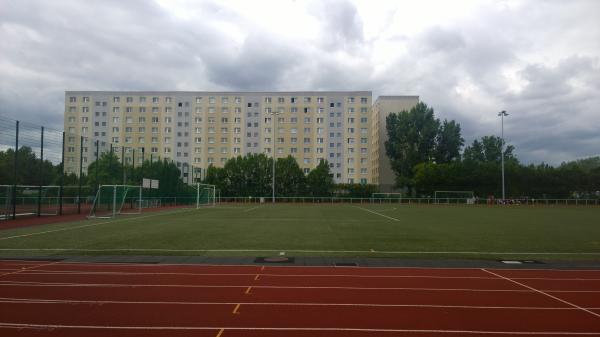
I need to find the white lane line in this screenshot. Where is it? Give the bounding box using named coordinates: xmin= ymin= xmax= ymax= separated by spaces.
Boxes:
xmin=1 ymin=248 xmax=599 ymax=255
xmin=0 ymin=280 xmax=535 ymax=292
xmin=243 ymin=206 xmax=262 ymax=213
xmin=0 ymin=297 xmax=586 ymax=310
xmin=0 ymin=323 xmax=599 ymax=335
xmin=482 ymin=269 xmax=600 ymax=319
xmin=0 ymin=208 xmax=199 ymax=241
xmin=353 ymin=206 xmax=401 ymax=221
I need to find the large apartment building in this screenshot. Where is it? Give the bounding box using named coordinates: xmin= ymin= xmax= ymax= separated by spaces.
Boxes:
xmin=63 ymin=91 xmax=418 ymax=186
xmin=371 ymin=96 xmax=420 ymax=191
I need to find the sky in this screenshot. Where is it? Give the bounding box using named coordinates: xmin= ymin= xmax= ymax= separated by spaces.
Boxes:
xmin=0 ymin=0 xmax=599 ymax=165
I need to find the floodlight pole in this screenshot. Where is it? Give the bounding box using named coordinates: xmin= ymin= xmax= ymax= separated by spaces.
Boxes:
xmin=498 ymin=110 xmax=509 ymax=201
xmin=269 ymin=110 xmax=281 ymax=204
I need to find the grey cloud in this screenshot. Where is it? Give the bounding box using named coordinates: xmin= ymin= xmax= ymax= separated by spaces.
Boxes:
xmin=0 ymin=0 xmax=599 ymax=166
xmin=309 ymin=0 xmax=364 ymax=49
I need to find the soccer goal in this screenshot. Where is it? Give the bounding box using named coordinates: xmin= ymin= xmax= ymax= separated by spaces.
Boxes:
xmin=434 ymin=191 xmax=475 ymax=204
xmin=195 ymin=183 xmax=216 ymax=208
xmin=0 ymin=185 xmax=60 ymax=219
xmin=88 ymin=185 xmax=142 ymax=219
xmin=371 ymin=192 xmax=403 ymax=204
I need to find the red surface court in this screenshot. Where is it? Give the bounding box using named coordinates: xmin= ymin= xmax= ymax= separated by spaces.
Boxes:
xmin=0 ymin=260 xmax=599 ymax=336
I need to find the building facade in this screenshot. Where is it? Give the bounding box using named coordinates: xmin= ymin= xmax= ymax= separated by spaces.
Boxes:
xmin=64 ymin=91 xmax=379 ymax=185
xmin=371 ymin=96 xmax=420 ymax=192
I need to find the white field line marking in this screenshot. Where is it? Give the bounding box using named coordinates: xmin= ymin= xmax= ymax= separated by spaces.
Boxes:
xmin=0 ymin=269 xmax=503 ymax=279
xmin=353 ymin=206 xmax=401 ymax=221
xmin=1 ymin=247 xmax=599 ymax=255
xmin=243 ymin=206 xmax=262 ymax=212
xmin=482 ymin=269 xmax=600 ymax=319
xmin=8 ymin=269 xmax=600 ymax=281
xmin=0 ymin=280 xmax=536 ymax=292
xmin=1 ymin=323 xmax=600 ymax=335
xmin=0 ymin=297 xmax=586 ymax=310
xmin=0 ymin=208 xmax=199 ymax=241
xmin=2 ymin=259 xmax=599 ymax=273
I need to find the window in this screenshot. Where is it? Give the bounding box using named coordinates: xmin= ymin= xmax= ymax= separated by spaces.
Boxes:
xmin=113 ymin=107 xmax=120 ymax=113
xmin=265 ymin=97 xmax=272 ymax=103
xmin=209 ymin=97 xmax=215 ymax=104
xmin=304 ymin=97 xmax=311 ymax=103
xmin=196 ymin=97 xmax=202 ymax=104
xmin=139 ymin=107 xmax=146 ymax=113
xmin=222 ymin=97 xmax=229 ymax=104
xmin=69 ymin=97 xmax=76 ymax=103
xmin=317 ymin=97 xmax=324 ymax=103
xmin=235 ymin=97 xmax=241 ymax=104
xmin=113 ymin=97 xmax=120 ymax=103
xmin=360 ymin=97 xmax=368 ymax=104
xmin=278 ymin=97 xmax=284 ymax=103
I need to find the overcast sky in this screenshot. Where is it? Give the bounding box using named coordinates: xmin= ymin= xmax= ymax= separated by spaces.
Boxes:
xmin=1 ymin=0 xmax=598 ymax=165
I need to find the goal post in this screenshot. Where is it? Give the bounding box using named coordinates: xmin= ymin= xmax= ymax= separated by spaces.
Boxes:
xmin=88 ymin=185 xmax=142 ymax=219
xmin=195 ymin=183 xmax=216 ymax=208
xmin=434 ymin=190 xmax=475 ymax=204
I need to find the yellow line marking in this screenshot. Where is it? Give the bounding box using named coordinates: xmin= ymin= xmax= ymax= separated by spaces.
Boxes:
xmin=254 ymin=274 xmax=260 ymax=281
xmin=232 ymin=303 xmax=241 ymax=314
xmin=0 ymin=261 xmax=60 ymax=279
xmin=245 ymin=286 xmax=252 ymax=295
xmin=215 ymin=328 xmax=224 ymax=337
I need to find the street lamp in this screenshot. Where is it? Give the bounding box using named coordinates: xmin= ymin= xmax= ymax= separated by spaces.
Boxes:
xmin=268 ymin=110 xmax=282 ymax=203
xmin=498 ymin=110 xmax=509 ymax=201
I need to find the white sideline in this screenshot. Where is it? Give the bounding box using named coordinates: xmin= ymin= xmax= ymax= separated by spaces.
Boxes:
xmin=482 ymin=269 xmax=600 ymax=319
xmin=353 ymin=206 xmax=401 ymax=221
xmin=1 ymin=247 xmax=599 ymax=256
xmin=0 ymin=296 xmax=589 ymax=310
xmin=5 ymin=269 xmax=600 ymax=281
xmin=0 ymin=323 xmax=599 ymax=335
xmin=243 ymin=206 xmax=262 ymax=212
xmin=0 ymin=208 xmax=200 ymax=241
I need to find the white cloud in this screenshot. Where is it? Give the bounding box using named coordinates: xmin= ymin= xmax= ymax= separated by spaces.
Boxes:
xmin=0 ymin=0 xmax=598 ymax=165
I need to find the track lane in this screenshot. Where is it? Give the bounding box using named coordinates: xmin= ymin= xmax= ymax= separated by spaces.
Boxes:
xmin=1 ymin=302 xmax=599 ymax=332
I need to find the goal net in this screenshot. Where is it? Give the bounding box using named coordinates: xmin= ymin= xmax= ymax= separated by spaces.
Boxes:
xmin=195 ymin=183 xmax=216 ymax=208
xmin=371 ymin=192 xmax=403 ymax=203
xmin=0 ymin=185 xmax=60 ymax=219
xmin=88 ymin=185 xmax=142 ymax=219
xmin=434 ymin=191 xmax=475 ymax=204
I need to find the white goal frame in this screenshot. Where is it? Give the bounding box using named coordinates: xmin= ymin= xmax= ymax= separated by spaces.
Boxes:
xmin=88 ymin=185 xmax=142 ymax=219
xmin=371 ymin=192 xmax=403 ymax=203
xmin=195 ymin=183 xmax=216 ymax=208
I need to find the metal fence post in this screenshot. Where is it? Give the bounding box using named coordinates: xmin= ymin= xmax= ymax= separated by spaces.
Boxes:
xmin=95 ymin=140 xmax=99 ymax=195
xmin=12 ymin=120 xmax=19 ymax=220
xmin=37 ymin=126 xmax=44 ymax=217
xmin=59 ymin=132 xmax=65 ymax=215
xmin=77 ymin=136 xmax=83 ymax=214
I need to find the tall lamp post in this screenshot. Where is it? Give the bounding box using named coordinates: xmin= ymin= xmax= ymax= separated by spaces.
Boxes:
xmin=498 ymin=110 xmax=509 ymax=201
xmin=269 ymin=110 xmax=281 ymax=203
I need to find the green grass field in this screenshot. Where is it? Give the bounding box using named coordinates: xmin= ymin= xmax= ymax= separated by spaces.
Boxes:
xmin=1 ymin=204 xmax=599 ymax=260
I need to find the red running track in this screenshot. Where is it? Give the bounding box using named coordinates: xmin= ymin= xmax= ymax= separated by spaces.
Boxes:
xmin=0 ymin=260 xmax=599 ymax=336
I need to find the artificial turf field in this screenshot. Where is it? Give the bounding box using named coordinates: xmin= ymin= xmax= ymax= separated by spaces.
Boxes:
xmin=0 ymin=204 xmax=599 ymax=260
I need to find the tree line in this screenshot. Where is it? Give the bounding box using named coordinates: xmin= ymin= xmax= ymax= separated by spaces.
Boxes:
xmin=385 ymin=102 xmax=600 ymax=198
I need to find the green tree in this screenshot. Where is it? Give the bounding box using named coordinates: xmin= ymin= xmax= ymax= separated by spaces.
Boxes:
xmin=435 ymin=120 xmax=464 ymax=163
xmin=384 ymin=102 xmax=440 ymax=188
xmin=275 ymin=156 xmax=306 ymax=197
xmin=306 ymin=160 xmax=334 ymax=197
xmin=463 ymin=136 xmax=516 ymax=164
